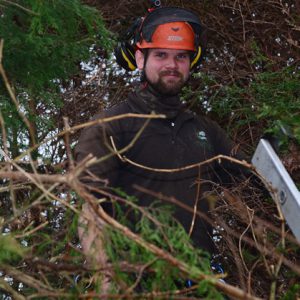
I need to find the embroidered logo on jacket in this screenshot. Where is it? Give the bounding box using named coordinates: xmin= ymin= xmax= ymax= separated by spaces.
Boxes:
xmin=197 ymin=131 xmax=207 ymax=141
xmin=196 ymin=130 xmax=212 ymax=151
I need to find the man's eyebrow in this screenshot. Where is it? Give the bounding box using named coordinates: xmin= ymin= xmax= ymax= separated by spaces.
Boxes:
xmin=152 ymin=50 xmax=166 ymax=53
xmin=175 ymin=50 xmax=190 ymax=54
xmin=152 ymin=50 xmax=189 ymax=54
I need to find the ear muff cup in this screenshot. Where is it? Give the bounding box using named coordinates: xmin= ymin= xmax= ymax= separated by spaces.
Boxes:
xmin=114 ymin=42 xmax=137 ymax=71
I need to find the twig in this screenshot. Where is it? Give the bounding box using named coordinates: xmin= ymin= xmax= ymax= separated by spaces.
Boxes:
xmin=124 ymin=258 xmax=158 ymax=294
xmin=0 ymin=171 xmax=67 ymax=185
xmin=247 ymin=259 xmax=260 ymax=295
xmin=78 ymin=285 xmax=198 ymax=299
xmin=15 ymin=112 xmax=165 ymax=162
xmin=9 ymin=178 xmax=17 ymax=216
xmin=0 ymin=278 xmax=26 ymax=300
xmin=0 ymin=183 xmax=31 ymax=193
xmin=239 ymin=206 xmax=255 ymax=273
xmin=0 ymin=39 xmax=37 ymax=147
xmin=269 ymin=201 xmax=286 ymax=300
xmin=63 ymin=117 xmax=74 ymax=169
xmin=188 ymin=167 xmax=201 ymax=237
xmin=2 ymin=264 xmax=57 ymax=294
xmin=238 ymin=1 xmax=246 ymax=43
xmin=0 ymin=111 xmax=9 ymax=155
xmin=0 ymin=149 xmax=80 ymax=220
xmin=67 ymin=116 xmax=153 ymax=183
xmin=0 ymin=0 xmax=39 ymax=15
xmin=15 ymin=221 xmax=49 ymax=238
xmin=111 ymin=141 xmax=253 ymax=173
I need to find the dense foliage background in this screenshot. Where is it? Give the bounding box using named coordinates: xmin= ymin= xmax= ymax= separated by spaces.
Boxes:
xmin=0 ymin=0 xmax=299 ymax=299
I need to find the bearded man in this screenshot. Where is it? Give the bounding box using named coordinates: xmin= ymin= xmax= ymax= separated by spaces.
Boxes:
xmin=75 ymin=6 xmax=246 ymax=277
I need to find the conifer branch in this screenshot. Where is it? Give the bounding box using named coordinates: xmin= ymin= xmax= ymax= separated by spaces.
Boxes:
xmin=75 ymin=181 xmax=263 ymax=300
xmin=0 ymin=40 xmax=37 ymax=148
xmin=0 ymin=0 xmax=39 ymax=16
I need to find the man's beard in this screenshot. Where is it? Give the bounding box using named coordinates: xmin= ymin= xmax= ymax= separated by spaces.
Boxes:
xmin=145 ymin=70 xmax=189 ymax=96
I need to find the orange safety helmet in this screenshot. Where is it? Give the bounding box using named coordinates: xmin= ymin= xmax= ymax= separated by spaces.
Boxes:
xmin=114 ymin=7 xmax=206 ymax=71
xmin=136 ymin=21 xmax=196 ymax=51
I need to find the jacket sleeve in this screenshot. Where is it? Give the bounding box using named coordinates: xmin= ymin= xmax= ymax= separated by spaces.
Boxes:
xmin=74 ymin=113 xmax=121 ymax=191
xmin=208 ymin=120 xmax=251 ymax=185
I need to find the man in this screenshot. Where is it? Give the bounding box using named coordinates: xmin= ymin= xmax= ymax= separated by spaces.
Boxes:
xmin=75 ymin=6 xmax=245 ymax=264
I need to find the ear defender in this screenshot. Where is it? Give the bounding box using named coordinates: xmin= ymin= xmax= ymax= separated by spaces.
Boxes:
xmin=114 ymin=42 xmax=137 ymax=71
xmin=190 ymin=45 xmax=202 ymax=70
xmin=115 ymin=42 xmax=203 ymax=71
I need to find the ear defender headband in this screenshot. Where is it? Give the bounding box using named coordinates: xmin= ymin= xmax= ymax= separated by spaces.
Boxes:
xmin=114 ymin=7 xmax=206 ymax=71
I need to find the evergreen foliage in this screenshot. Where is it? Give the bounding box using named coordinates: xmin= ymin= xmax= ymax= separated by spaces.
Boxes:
xmin=0 ymin=0 xmax=112 ymax=157
xmin=1 ymin=0 xmax=111 ymax=92
xmin=0 ymin=235 xmax=25 ymax=264
xmin=192 ymin=65 xmax=300 ymax=146
xmin=105 ymin=202 xmax=221 ymax=298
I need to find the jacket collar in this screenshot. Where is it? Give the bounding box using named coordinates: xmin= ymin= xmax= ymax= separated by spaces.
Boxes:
xmin=128 ymin=83 xmax=187 ymax=119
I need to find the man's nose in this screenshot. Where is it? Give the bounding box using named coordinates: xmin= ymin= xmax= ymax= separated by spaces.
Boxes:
xmin=165 ymin=56 xmax=178 ymax=68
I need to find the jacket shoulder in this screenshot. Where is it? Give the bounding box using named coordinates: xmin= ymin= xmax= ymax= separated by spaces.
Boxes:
xmin=92 ymin=101 xmax=131 ymax=120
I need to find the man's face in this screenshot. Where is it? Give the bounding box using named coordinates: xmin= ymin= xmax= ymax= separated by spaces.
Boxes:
xmin=135 ymin=48 xmax=191 ymax=96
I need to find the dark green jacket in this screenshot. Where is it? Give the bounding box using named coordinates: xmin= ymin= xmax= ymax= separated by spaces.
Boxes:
xmin=75 ymin=83 xmax=246 ymax=252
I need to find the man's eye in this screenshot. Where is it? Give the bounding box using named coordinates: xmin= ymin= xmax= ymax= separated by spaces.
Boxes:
xmin=155 ymin=52 xmax=166 ymax=58
xmin=177 ymin=54 xmax=188 ymax=60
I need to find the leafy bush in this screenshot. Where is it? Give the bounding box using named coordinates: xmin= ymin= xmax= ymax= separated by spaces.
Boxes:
xmin=192 ymin=66 xmax=300 ymax=146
